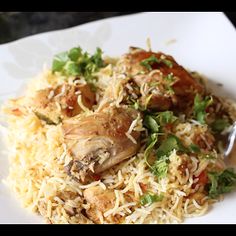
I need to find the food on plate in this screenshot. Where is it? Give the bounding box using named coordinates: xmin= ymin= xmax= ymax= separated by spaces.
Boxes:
xmin=63 ymin=106 xmax=140 ymax=181
xmin=28 ymin=83 xmax=95 ymax=124
xmin=2 ymin=45 xmax=236 ymax=224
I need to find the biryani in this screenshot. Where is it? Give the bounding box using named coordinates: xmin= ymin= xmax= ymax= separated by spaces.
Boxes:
xmin=1 ymin=45 xmax=236 ymax=224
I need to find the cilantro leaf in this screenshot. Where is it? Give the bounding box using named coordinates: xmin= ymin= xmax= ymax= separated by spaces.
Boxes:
xmin=52 ymin=52 xmax=69 ymax=72
xmin=193 ymin=94 xmax=213 ymax=124
xmin=140 ymin=193 xmax=164 ymax=206
xmin=156 ymin=134 xmax=186 ymax=158
xmin=164 ymin=73 xmax=175 ymax=82
xmin=91 ymin=47 xmax=104 ymax=68
xmin=189 ymin=143 xmax=201 ymax=153
xmin=207 ymin=168 xmax=236 ymax=198
xmin=211 ymin=119 xmax=230 ymax=133
xmin=157 ymin=111 xmax=177 ymax=126
xmin=140 ymin=55 xmax=160 ymax=71
xmin=140 ymin=55 xmax=173 ymax=71
xmin=64 ymin=61 xmax=80 ymax=76
xmin=151 ymin=156 xmax=169 ymax=179
xmin=144 ymin=133 xmax=158 ymax=168
xmin=144 ymin=115 xmax=160 ymax=133
xmin=163 ymin=73 xmax=176 ymax=95
xmin=52 ymin=46 xmax=105 ymax=84
xmin=68 ymin=47 xmax=82 ymax=61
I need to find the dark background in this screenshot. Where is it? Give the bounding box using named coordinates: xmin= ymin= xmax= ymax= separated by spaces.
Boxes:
xmin=0 ymin=12 xmax=235 ymax=44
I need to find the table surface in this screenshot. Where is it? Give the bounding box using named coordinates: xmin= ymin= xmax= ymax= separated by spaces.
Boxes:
xmin=0 ymin=12 xmax=235 ymax=45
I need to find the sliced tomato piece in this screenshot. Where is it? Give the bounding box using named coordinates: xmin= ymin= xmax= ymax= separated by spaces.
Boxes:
xmin=192 ymin=170 xmax=208 ymax=188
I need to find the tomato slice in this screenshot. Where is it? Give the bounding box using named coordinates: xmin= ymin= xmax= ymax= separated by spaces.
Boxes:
xmin=192 ymin=170 xmax=208 ymax=188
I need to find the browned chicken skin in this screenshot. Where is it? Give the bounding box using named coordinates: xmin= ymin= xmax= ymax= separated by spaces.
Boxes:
xmin=28 ymin=83 xmax=95 ymax=124
xmin=83 ymin=186 xmax=116 ymax=223
xmin=62 ymin=106 xmax=140 ymax=180
xmin=116 ymin=48 xmax=205 ymax=111
xmin=54 ymin=83 xmax=95 ymax=117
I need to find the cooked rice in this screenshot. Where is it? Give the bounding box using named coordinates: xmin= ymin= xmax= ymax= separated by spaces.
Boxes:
xmin=1 ymin=47 xmax=236 ymax=224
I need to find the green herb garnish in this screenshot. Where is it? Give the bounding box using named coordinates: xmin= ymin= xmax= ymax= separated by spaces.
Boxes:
xmin=143 ymin=114 xmax=161 ymax=168
xmin=64 ymin=61 xmax=81 ymax=76
xmin=164 ymin=73 xmax=175 ymax=82
xmin=34 ymin=111 xmax=61 ymax=125
xmin=52 ymin=52 xmax=69 ymax=72
xmin=193 ymin=94 xmax=213 ymax=124
xmin=140 ymin=193 xmax=164 ymax=206
xmin=207 ymin=168 xmax=236 ymax=198
xmin=144 ymin=115 xmax=160 ymax=133
xmin=161 ymin=59 xmax=173 ymax=68
xmin=52 ymin=47 xmax=105 ymax=84
xmin=156 ymin=134 xmax=186 ymax=158
xmin=211 ymin=119 xmax=230 ymax=133
xmin=140 ymin=55 xmax=159 ymax=71
xmin=157 ymin=111 xmax=177 ymax=126
xmin=189 ymin=143 xmax=201 ymax=153
xmin=140 ymin=55 xmax=173 ymax=71
xmin=68 ymin=47 xmax=82 ymax=61
xmin=163 ymin=73 xmax=176 ymax=95
xmin=151 ymin=156 xmax=169 ymax=179
xmin=144 ymin=133 xmax=158 ymax=168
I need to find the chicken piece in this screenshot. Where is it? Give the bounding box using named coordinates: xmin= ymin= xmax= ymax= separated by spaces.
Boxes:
xmin=84 ymin=186 xmax=115 ymax=223
xmin=62 ymin=106 xmax=140 ymax=180
xmin=54 ymin=83 xmax=95 ymax=117
xmin=31 ymin=89 xmax=62 ymax=125
xmin=84 ymin=186 xmax=116 ymax=223
xmin=28 ymin=83 xmax=95 ymax=124
xmin=116 ymin=47 xmax=205 ymax=111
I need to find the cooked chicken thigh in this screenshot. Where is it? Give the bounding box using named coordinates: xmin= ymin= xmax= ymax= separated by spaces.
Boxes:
xmin=113 ymin=47 xmax=205 ymax=111
xmin=28 ymin=83 xmax=95 ymax=124
xmin=83 ymin=186 xmax=115 ymax=223
xmin=62 ymin=106 xmax=140 ymax=180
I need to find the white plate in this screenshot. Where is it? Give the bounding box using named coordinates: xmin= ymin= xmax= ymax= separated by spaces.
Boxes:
xmin=0 ymin=12 xmax=236 ymax=224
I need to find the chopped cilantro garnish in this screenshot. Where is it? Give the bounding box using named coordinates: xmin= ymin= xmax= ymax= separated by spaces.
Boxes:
xmin=163 ymin=73 xmax=176 ymax=95
xmin=140 ymin=193 xmax=164 ymax=206
xmin=156 ymin=134 xmax=187 ymax=158
xmin=140 ymin=55 xmax=159 ymax=71
xmin=164 ymin=73 xmax=175 ymax=82
xmin=151 ymin=156 xmax=169 ymax=179
xmin=143 ymin=113 xmax=178 ymax=172
xmin=211 ymin=119 xmax=230 ymax=133
xmin=52 ymin=52 xmax=69 ymax=72
xmin=140 ymin=55 xmax=173 ymax=71
xmin=68 ymin=47 xmax=82 ymax=61
xmin=144 ymin=133 xmax=158 ymax=168
xmin=64 ymin=61 xmax=81 ymax=76
xmin=207 ymin=168 xmax=236 ymax=198
xmin=189 ymin=143 xmax=201 ymax=153
xmin=157 ymin=111 xmax=177 ymax=126
xmin=193 ymin=94 xmax=213 ymax=124
xmin=52 ymin=47 xmax=105 ymax=84
xmin=144 ymin=115 xmax=160 ymax=133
